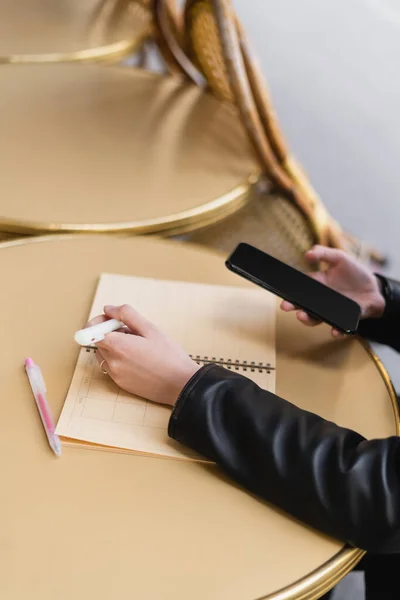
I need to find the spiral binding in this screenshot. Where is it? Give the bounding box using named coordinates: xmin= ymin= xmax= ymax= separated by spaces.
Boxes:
xmin=83 ymin=347 xmax=273 ymax=374
xmin=189 ymin=355 xmax=273 ymax=373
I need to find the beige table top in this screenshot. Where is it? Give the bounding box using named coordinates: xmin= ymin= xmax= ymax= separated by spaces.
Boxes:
xmin=0 ymin=0 xmax=147 ymax=62
xmin=0 ymin=65 xmax=256 ymax=235
xmin=1 ymin=235 xmax=397 ymax=600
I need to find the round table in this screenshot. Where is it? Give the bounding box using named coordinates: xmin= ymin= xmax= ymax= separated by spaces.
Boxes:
xmin=1 ymin=235 xmax=397 ymax=600
xmin=0 ymin=0 xmax=148 ymax=63
xmin=0 ymin=65 xmax=256 ymax=235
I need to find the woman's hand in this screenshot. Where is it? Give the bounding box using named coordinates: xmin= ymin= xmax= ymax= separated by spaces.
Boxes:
xmin=280 ymin=245 xmax=386 ymax=337
xmin=88 ymin=305 xmax=200 ymax=406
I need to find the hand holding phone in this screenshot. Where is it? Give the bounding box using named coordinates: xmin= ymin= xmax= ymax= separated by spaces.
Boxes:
xmin=280 ymin=245 xmax=386 ymax=335
xmin=226 ymin=243 xmax=362 ymax=335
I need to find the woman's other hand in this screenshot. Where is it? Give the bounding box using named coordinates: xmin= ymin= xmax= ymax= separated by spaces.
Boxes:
xmin=280 ymin=245 xmax=385 ymax=337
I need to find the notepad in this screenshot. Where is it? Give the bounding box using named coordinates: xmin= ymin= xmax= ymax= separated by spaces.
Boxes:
xmin=56 ymin=274 xmax=276 ymax=461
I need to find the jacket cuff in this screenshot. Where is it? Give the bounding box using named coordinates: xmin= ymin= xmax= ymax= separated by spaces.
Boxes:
xmin=168 ymin=363 xmax=245 ymax=461
xmin=357 ymin=275 xmax=400 ymax=348
xmin=375 ymin=274 xmax=400 ymax=321
xmin=168 ymin=364 xmax=216 ymax=440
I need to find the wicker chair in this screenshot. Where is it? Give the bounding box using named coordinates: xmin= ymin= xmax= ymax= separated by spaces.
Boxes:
xmin=150 ymin=0 xmax=205 ymax=83
xmin=157 ymin=0 xmax=385 ymax=268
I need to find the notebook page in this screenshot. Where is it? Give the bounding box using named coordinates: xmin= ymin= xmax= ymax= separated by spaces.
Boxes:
xmin=56 ymin=274 xmax=276 ymax=460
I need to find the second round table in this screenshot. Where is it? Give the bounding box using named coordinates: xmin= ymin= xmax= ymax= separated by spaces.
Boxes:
xmin=0 ymin=65 xmax=256 ymax=235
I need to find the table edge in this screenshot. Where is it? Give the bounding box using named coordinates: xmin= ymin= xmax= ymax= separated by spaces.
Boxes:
xmin=0 ymin=175 xmax=257 ymax=235
xmin=0 ymin=0 xmax=150 ymax=65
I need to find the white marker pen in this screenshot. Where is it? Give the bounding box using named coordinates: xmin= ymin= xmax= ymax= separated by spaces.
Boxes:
xmin=74 ymin=319 xmax=124 ymax=346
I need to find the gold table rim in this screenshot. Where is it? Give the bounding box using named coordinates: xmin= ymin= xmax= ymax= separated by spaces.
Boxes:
xmin=0 ymin=174 xmax=258 ymax=235
xmin=0 ymin=35 xmax=146 ymax=65
xmin=1 ymin=233 xmax=397 ymax=600
xmin=0 ymin=0 xmax=152 ymax=66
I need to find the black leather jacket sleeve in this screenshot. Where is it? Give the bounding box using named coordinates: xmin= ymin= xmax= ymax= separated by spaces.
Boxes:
xmin=358 ymin=275 xmax=400 ymax=351
xmin=169 ymin=365 xmax=400 ymax=553
xmin=168 ymin=276 xmax=400 ymax=554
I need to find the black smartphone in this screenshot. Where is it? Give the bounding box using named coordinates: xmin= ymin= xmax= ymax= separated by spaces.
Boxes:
xmin=225 ymin=243 xmax=361 ymax=334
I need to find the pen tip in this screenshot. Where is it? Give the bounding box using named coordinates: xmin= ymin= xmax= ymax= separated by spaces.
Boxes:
xmin=25 ymin=357 xmax=34 ymax=368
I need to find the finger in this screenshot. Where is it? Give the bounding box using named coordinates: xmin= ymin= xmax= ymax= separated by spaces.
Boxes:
xmin=104 ymin=304 xmax=155 ymax=337
xmin=98 ymin=357 xmax=109 ymax=375
xmin=86 ymin=314 xmax=108 ymax=328
xmin=297 ymin=311 xmax=322 ymax=327
xmin=115 ymin=325 xmax=133 ymax=334
xmin=306 ymin=245 xmax=344 ymax=267
xmin=96 ymin=335 xmax=117 ymax=352
xmin=94 ymin=341 xmax=111 ymax=357
xmin=118 ymin=325 xmax=130 ymax=332
xmin=309 ymin=271 xmax=326 ymax=285
xmin=280 ymin=300 xmax=296 ymax=312
xmin=331 ymin=329 xmax=346 ymax=339
xmin=95 ymin=348 xmax=107 ymax=367
xmin=98 ymin=330 xmax=142 ymax=353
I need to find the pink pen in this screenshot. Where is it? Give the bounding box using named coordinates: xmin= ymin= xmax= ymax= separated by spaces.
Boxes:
xmin=25 ymin=358 xmax=62 ymax=457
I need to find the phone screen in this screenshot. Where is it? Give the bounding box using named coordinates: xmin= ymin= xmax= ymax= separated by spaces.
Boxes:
xmin=226 ymin=243 xmax=361 ymax=334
